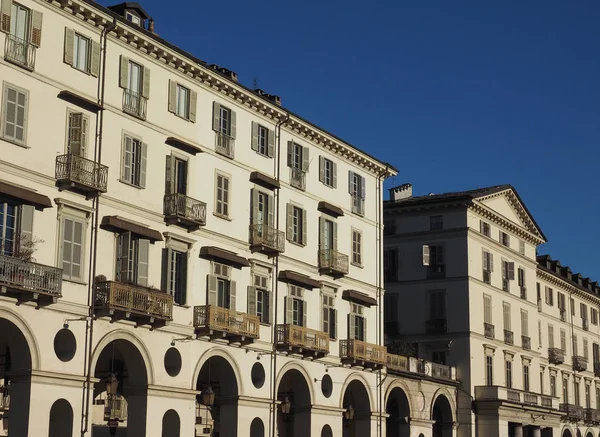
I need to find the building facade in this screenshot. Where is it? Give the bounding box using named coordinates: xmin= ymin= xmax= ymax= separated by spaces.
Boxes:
xmin=384 ymin=183 xmax=600 ymax=437
xmin=0 ymin=1 xmax=459 ymax=436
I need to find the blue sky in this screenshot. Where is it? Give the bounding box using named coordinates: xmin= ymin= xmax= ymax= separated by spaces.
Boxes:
xmin=100 ymin=0 xmax=600 ymax=278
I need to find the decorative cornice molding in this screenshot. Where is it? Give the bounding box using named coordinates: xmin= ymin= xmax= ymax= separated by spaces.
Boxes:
xmin=536 ymin=268 xmax=600 ymax=306
xmin=469 ymin=203 xmax=544 ymax=245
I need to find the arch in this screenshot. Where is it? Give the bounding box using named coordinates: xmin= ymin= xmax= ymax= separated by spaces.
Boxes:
xmin=275 ymin=361 xmax=315 ymax=404
xmin=192 ymin=347 xmax=243 ymax=394
xmin=321 ymin=424 xmax=333 ymax=437
xmin=342 ymin=378 xmax=372 ymax=437
xmin=585 ymin=431 xmax=593 ymax=437
xmin=561 ymin=427 xmax=573 ymax=437
xmin=430 ymin=387 xmax=457 ymax=422
xmin=432 ymin=394 xmax=453 ymax=437
xmin=276 ymin=366 xmax=314 ymax=437
xmin=250 ymin=418 xmax=265 ymax=437
xmin=161 ymin=409 xmax=180 ymax=437
xmin=384 ymin=380 xmax=414 ymax=415
xmin=339 ymin=372 xmax=374 ymax=412
xmin=48 ymin=399 xmax=73 ymax=437
xmin=91 ymin=329 xmax=155 ymax=385
xmin=385 ymin=386 xmax=411 ymax=437
xmin=0 ymin=307 xmax=40 ymax=370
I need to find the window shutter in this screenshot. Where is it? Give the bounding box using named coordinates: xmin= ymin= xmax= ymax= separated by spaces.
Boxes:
xmin=502 ymin=261 xmax=506 ymax=279
xmin=119 ymin=55 xmax=129 ymax=89
xmin=0 ymin=0 xmax=11 ymax=33
xmin=90 ymin=41 xmax=101 ymax=77
xmin=141 ymin=67 xmax=151 ymax=99
xmin=301 ymin=209 xmax=307 ymax=246
xmin=301 ymin=300 xmax=307 ymax=328
xmin=189 ymin=90 xmax=197 ymax=123
xmin=136 ymin=239 xmax=149 ymax=286
xmin=319 ymin=156 xmax=325 ymax=183
xmin=19 ymin=204 xmax=34 ymax=250
xmin=140 ymin=142 xmax=147 ymax=188
xmin=251 ymin=188 xmax=259 ymax=225
xmin=301 ymin=146 xmax=309 ymax=172
xmin=332 ymin=162 xmax=337 ymax=188
xmin=508 ymin=262 xmax=515 ymax=280
xmin=205 ymin=275 xmax=217 ymax=306
xmin=286 ymin=203 xmax=293 ymax=242
xmin=484 ymin=295 xmax=492 ymax=324
xmin=251 ymin=122 xmax=258 ymax=151
xmin=165 ymin=154 xmax=174 ymax=194
xmin=360 ymin=176 xmax=366 ymax=200
xmin=482 ymin=251 xmax=487 ymax=271
xmin=348 ymin=314 xmax=355 ymax=340
xmin=64 ymin=28 xmax=75 ymax=66
xmin=422 ymin=245 xmax=430 ymax=266
xmin=287 ymin=141 xmax=293 ymax=167
xmin=490 ymin=253 xmax=494 ymax=272
xmin=319 ymin=217 xmax=325 ymax=249
xmin=230 ymin=110 xmax=237 ymax=139
xmin=332 ymin=221 xmax=338 ymax=250
xmin=212 ymin=101 xmax=220 ymax=132
xmin=548 ymin=325 xmax=554 ymax=348
xmin=229 ymin=280 xmax=236 ymax=311
xmin=267 ymin=129 xmax=275 ymax=158
xmin=122 ymin=136 xmax=132 ymax=182
xmin=247 ymin=286 xmax=257 ymax=315
xmin=68 ymin=112 xmax=83 ymax=156
xmin=81 ymin=116 xmax=88 ymax=157
xmin=333 ymin=309 xmax=338 ymax=340
xmin=503 ymin=303 xmax=511 ymax=330
xmin=521 ymin=311 xmax=528 ymax=336
xmin=160 ymin=248 xmax=169 ymax=293
xmin=116 ymin=232 xmax=131 ymax=282
xmin=362 ymin=316 xmax=367 ymax=342
xmin=168 ymin=80 xmax=177 ymax=114
xmin=285 ymin=296 xmax=294 ymax=325
xmin=268 ymin=289 xmax=273 ymax=324
xmin=268 ymin=194 xmax=274 ymax=228
xmin=30 ymin=11 xmax=43 ymax=47
xmin=348 ymin=170 xmax=353 ymax=194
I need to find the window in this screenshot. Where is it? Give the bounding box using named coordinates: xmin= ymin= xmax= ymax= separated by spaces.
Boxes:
xmin=562 ymin=377 xmax=568 ymax=403
xmin=66 ymin=111 xmax=89 ymax=156
xmin=596 ymin=387 xmax=600 ymax=409
xmin=430 ymin=215 xmax=443 ymax=231
xmin=176 ymin=84 xmax=189 ymax=118
xmin=505 ymin=359 xmax=513 ymax=388
xmin=583 ymin=338 xmax=589 ymax=360
xmin=484 ymin=294 xmax=492 ymax=324
xmin=287 ymin=142 xmax=308 ymax=190
xmin=322 ymin=292 xmax=337 ymax=340
xmin=348 ymin=171 xmax=366 ymax=215
xmin=319 ymin=216 xmax=337 ymax=253
xmin=503 ymin=302 xmax=511 ymax=331
xmin=384 ymin=249 xmax=398 ymax=282
xmin=560 ymin=329 xmax=566 ymax=352
xmin=593 ymin=343 xmax=600 ymax=366
xmin=585 ymin=383 xmax=591 ymax=409
xmin=431 ymin=351 xmax=446 ymax=365
xmin=501 ymin=260 xmax=514 ymax=292
xmin=211 ymin=102 xmax=237 ymax=150
xmin=165 ymin=154 xmax=188 ymax=196
xmin=9 ymin=3 xmax=30 ymax=42
xmin=519 ymin=240 xmax=525 ymax=255
xmin=500 ymin=231 xmax=510 ymax=247
xmin=60 ymin=215 xmax=85 ymax=281
xmin=248 ymin=268 xmax=271 ymax=324
xmin=115 ymin=232 xmax=149 ymax=286
xmin=286 ymin=204 xmax=306 ymax=245
xmin=545 ymin=286 xmax=554 ymax=306
xmin=574 ymin=380 xmax=580 ymax=407
xmin=125 ymin=11 xmax=141 ymax=25
xmin=523 ymin=364 xmax=530 ymax=392
xmin=558 ymin=292 xmax=566 ymax=320
xmin=208 ymin=262 xmax=235 ymax=310
xmin=384 ymin=220 xmax=396 ymax=236
xmin=574 ymin=334 xmax=580 ymax=358
xmin=482 ymin=250 xmax=493 ymax=284
xmin=550 ymin=374 xmax=556 ymax=397
xmin=0 ymin=201 xmax=34 ymax=258
xmin=121 ymin=134 xmax=147 ymax=188
xmin=2 ymin=83 xmax=28 ymax=145
xmin=591 ymin=308 xmax=598 ymax=326
xmin=480 ymin=220 xmax=491 ymax=237
xmin=251 ymin=188 xmax=274 ymax=232
xmin=571 ymin=297 xmax=575 ymax=316
xmin=536 ymin=282 xmax=541 ymax=307
xmin=485 ymin=355 xmax=494 ymax=385
xmin=548 ymin=324 xmax=554 ymax=348
xmin=64 ymin=29 xmax=99 ymax=75
xmin=428 ymin=290 xmax=446 ymax=321
xmin=119 ymin=56 xmax=149 ymax=119
xmin=251 ymin=123 xmax=273 ymax=157
xmin=319 ymin=156 xmax=337 ymax=188
xmin=73 ymin=32 xmax=89 ymax=71
xmin=423 ymin=244 xmax=445 ymax=278
xmin=166 ymin=248 xmax=187 ymax=305
xmin=581 ymin=303 xmax=588 ymax=329
xmin=351 ymin=229 xmax=362 ymax=266
xmin=540 ymin=369 xmax=544 ymax=394
xmin=349 ymin=303 xmax=366 ymax=341
xmin=538 ymin=320 xmax=542 ymax=348
xmin=521 ymin=310 xmax=529 ymax=337
xmin=286 ymin=285 xmax=305 ymax=327
xmin=214 ymin=172 xmax=230 ymax=218
xmin=168 ymin=81 xmax=196 ymax=122
xmin=5 ymin=3 xmax=42 ymax=68
xmin=517 ymin=267 xmax=526 ymax=298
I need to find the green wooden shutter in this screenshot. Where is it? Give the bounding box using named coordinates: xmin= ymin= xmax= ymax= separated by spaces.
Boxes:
xmin=348 ymin=170 xmax=353 ymax=194
xmin=207 ymin=275 xmax=218 ymax=306
xmin=332 ymin=162 xmax=337 ymax=188
xmin=247 ymin=286 xmax=257 ymax=315
xmin=348 ymin=314 xmax=355 ymax=340
xmin=267 ymin=194 xmax=274 ymax=228
xmin=319 ymin=156 xmax=324 ymax=183
xmin=119 ymin=56 xmax=129 ymax=88
xmin=19 ymin=204 xmax=34 ymax=250
xmin=30 ymin=10 xmax=43 ymax=47
xmin=267 ymin=129 xmax=274 ymax=158
xmin=302 ymin=300 xmax=307 ymax=328
xmin=251 ymin=188 xmax=259 ymax=226
xmin=116 ymin=232 xmax=131 ymax=282
xmin=285 ymin=296 xmax=294 ymax=325
xmin=362 ymin=316 xmax=367 ymax=342
xmin=168 ymin=80 xmax=177 ymax=114
xmin=141 ymin=67 xmax=151 ymax=99
xmin=137 ymin=239 xmax=149 ymax=286
xmin=122 ymin=136 xmax=133 ymax=182
xmin=64 ymin=28 xmax=74 ymax=66
xmin=268 ymin=289 xmax=273 ymax=324
xmin=68 ymin=112 xmax=83 ymax=156
xmin=301 ymin=209 xmax=307 ymax=246
xmin=140 ymin=142 xmax=147 ymax=188
xmin=286 ymin=203 xmax=293 ymax=242
xmin=251 ymin=122 xmax=258 ymax=151
xmin=230 ymin=109 xmax=236 ymax=139
xmin=189 ymin=90 xmax=197 ymax=123
xmin=165 ymin=154 xmax=174 ymax=194
xmin=319 ymin=217 xmax=325 ymax=249
xmin=333 ymin=309 xmax=338 ymax=340
xmin=301 ymin=146 xmax=309 ymax=172
xmin=332 ymin=221 xmax=338 ymax=250
xmin=229 ymin=280 xmax=236 ymax=311
xmin=212 ymin=101 xmax=220 ymax=132
xmin=90 ymin=41 xmax=101 ymax=77
xmin=0 ymin=0 xmax=11 ymax=33
xmin=287 ymin=141 xmax=293 ymax=167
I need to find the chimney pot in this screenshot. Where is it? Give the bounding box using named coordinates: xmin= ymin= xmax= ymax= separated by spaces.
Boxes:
xmin=389 ymin=183 xmax=413 ymax=201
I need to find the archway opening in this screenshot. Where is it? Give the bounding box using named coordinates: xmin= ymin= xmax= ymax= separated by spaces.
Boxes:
xmin=161 ymin=409 xmax=180 ymax=437
xmin=0 ymin=317 xmax=33 ymax=437
xmin=48 ymin=399 xmax=73 ymax=437
xmin=386 ymin=387 xmax=410 ymax=437
xmin=321 ymin=424 xmax=333 ymax=437
xmin=432 ymin=395 xmax=453 ymax=437
xmin=343 ymin=380 xmax=371 ymax=437
xmin=585 ymin=432 xmax=593 ymax=437
xmin=250 ymin=417 xmax=265 ymax=437
xmin=277 ymin=369 xmax=312 ymax=437
xmin=562 ymin=430 xmax=573 ymax=437
xmin=196 ymin=356 xmax=239 ymax=437
xmin=92 ymin=339 xmax=149 ymax=437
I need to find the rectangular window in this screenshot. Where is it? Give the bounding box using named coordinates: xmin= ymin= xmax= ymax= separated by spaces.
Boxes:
xmin=66 ymin=111 xmax=89 ymax=156
xmin=384 ymin=249 xmax=398 ymax=282
xmin=585 ymin=384 xmax=591 ymax=409
xmin=209 ymin=263 xmax=233 ymax=309
xmin=519 ymin=240 xmax=525 ymax=255
xmin=558 ymin=292 xmax=566 ymax=320
xmin=322 ymin=293 xmax=336 ymax=340
xmin=500 ymin=231 xmax=510 ymax=247
xmin=351 ymin=229 xmax=362 ymax=266
xmin=521 ymin=310 xmax=529 ymax=337
xmin=482 ymin=250 xmax=493 ymax=284
xmin=288 ymin=205 xmax=306 ymax=245
xmin=503 ymin=302 xmax=511 ymax=331
xmin=121 ymin=135 xmax=146 ymax=187
xmin=60 ymin=216 xmax=84 ymax=281
xmin=423 ymin=244 xmax=445 ymax=277
xmin=591 ymin=308 xmax=598 ymax=326
xmin=215 ymin=172 xmax=230 ymax=218
xmin=115 ymin=232 xmax=149 ymax=286
xmin=291 ymin=142 xmax=303 ymax=169
xmin=560 ymin=329 xmax=566 ymax=352
xmin=167 ymin=248 xmax=187 ymax=305
xmin=10 ymin=3 xmax=30 ymax=41
xmin=72 ymin=32 xmax=90 ymax=72
xmin=2 ymin=83 xmax=28 ymax=145
xmin=573 ymin=335 xmax=578 ymax=357
xmin=550 ymin=375 xmax=556 ymax=397
xmin=540 ymin=369 xmax=544 ymax=394
xmin=537 ymin=282 xmax=541 ymax=308
xmin=176 ymin=84 xmax=190 ymax=119
xmin=257 ymin=125 xmax=268 ymax=156
xmin=125 ymin=11 xmax=141 ymax=25
xmin=348 ymin=171 xmax=366 ymax=215
xmin=505 ymin=360 xmax=512 ymax=388
xmin=319 ymin=157 xmax=336 ymax=188
xmin=429 ymin=215 xmax=443 ymax=231
xmin=538 ymin=320 xmax=542 ymax=348
xmin=574 ymin=381 xmax=580 ymax=407
xmin=484 ymin=294 xmax=492 ymax=324
xmin=517 ymin=267 xmax=526 ymax=298
xmin=523 ymin=365 xmax=530 ymax=392
xmin=428 ymin=290 xmax=447 ymax=320
xmin=545 ymin=286 xmax=554 ymax=306
xmin=486 ymin=355 xmax=493 ymax=385
xmin=349 ymin=303 xmax=366 ymax=341
xmin=480 ymin=220 xmax=491 ymax=237
xmin=581 ymin=303 xmax=588 ymax=325
xmin=563 ymin=378 xmax=568 ymax=403
xmin=501 ymin=260 xmax=514 ymax=292
xmin=127 ymin=60 xmax=142 ymax=94
xmin=0 ymin=202 xmax=32 ymax=257
xmin=583 ymin=338 xmax=589 ymax=360
xmin=285 ymin=285 xmax=305 ymax=327
xmin=252 ymin=272 xmax=271 ymax=324
xmin=548 ymin=324 xmax=554 ymax=348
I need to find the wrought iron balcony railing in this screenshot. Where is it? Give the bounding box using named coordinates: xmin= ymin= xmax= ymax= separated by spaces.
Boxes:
xmin=55 ymin=154 xmax=108 ymax=194
xmin=426 ymin=318 xmax=447 ymax=334
xmin=559 ymin=403 xmax=583 ymax=420
xmin=386 ymin=353 xmax=409 ymax=373
xmin=194 ymin=305 xmax=260 ymax=341
xmin=215 ymin=132 xmax=234 ymax=159
xmin=94 ymin=280 xmax=173 ymax=323
xmin=249 ymin=224 xmax=285 ymax=254
xmin=484 ymin=323 xmax=495 ymax=339
xmin=163 ymin=193 xmax=206 ymax=229
xmin=4 ymin=34 xmax=35 ymax=70
xmin=504 ymin=329 xmax=514 ymax=345
xmin=474 ymin=386 xmax=559 ymax=409
xmin=276 ymin=324 xmax=329 ymax=356
xmin=318 ymin=249 xmax=349 ymax=276
xmin=0 ymin=254 xmax=62 ymax=299
xmin=340 ymin=339 xmax=386 ymax=368
xmin=351 ymin=195 xmax=365 ymax=216
xmin=522 ymin=335 xmax=531 ymax=350
xmin=548 ymin=348 xmax=565 ymax=365
xmin=289 ymin=167 xmax=306 ymax=190
xmin=573 ymin=355 xmax=588 ymax=372
xmin=122 ymin=89 xmax=147 ymax=119
xmin=584 ymin=408 xmax=600 ymax=424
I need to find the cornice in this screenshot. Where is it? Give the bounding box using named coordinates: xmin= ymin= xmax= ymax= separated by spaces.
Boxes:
xmin=537 ymin=268 xmax=600 ymax=307
xmin=41 ymin=0 xmax=395 ymax=177
xmin=469 ymin=203 xmax=544 ymax=245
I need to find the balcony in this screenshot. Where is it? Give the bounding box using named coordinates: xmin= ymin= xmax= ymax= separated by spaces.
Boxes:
xmin=289 ymin=167 xmax=306 ymax=191
xmin=522 ymin=335 xmax=531 ymax=351
xmin=249 ymin=224 xmax=285 ymax=255
xmin=425 ymin=318 xmax=447 ymax=334
xmin=4 ymin=34 xmax=35 ymax=70
xmin=276 ymin=324 xmax=329 ymax=358
xmin=194 ymin=305 xmax=259 ymax=344
xmin=584 ymin=408 xmax=600 ymax=424
xmin=55 ymin=154 xmax=108 ymax=196
xmin=340 ymin=339 xmax=386 ymax=369
xmin=122 ymin=89 xmax=147 ymax=120
xmin=474 ymin=386 xmax=560 ymax=410
xmin=94 ymin=280 xmax=173 ymax=327
xmin=412 ymin=358 xmax=457 ymax=381
xmin=351 ymin=195 xmax=365 ymax=216
xmin=318 ymin=249 xmax=349 ymax=277
xmin=559 ymin=403 xmax=583 ymax=421
xmin=0 ymin=254 xmax=62 ymax=303
xmin=572 ymin=355 xmax=588 ymax=372
xmin=548 ymin=348 xmax=565 ymax=365
xmin=386 ymin=353 xmax=409 ymax=374
xmin=163 ymin=193 xmax=206 ymax=231
xmin=504 ymin=329 xmax=514 ymax=345
xmin=484 ymin=323 xmax=495 ymax=339
xmin=215 ymin=132 xmax=234 ymax=159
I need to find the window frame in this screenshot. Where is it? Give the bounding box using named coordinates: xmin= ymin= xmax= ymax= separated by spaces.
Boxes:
xmin=322 ymin=157 xmax=334 ymax=187
xmin=65 ymin=109 xmax=90 ymax=156
xmin=120 ymin=133 xmax=145 ymax=188
xmin=214 ymin=171 xmax=231 ymax=219
xmin=1 ymin=82 xmax=29 ymax=147
xmin=72 ymin=32 xmax=91 ymax=73
xmin=125 ymin=11 xmax=142 ymax=26
xmin=351 ymin=228 xmax=362 ymax=267
xmin=480 ymin=220 xmax=491 ymax=237
xmin=429 ymin=215 xmax=443 ymax=231
xmin=166 ymin=242 xmax=188 ymax=306
xmin=321 ymin=289 xmax=337 ymax=340
xmin=0 ymin=201 xmax=21 ymax=256
xmin=257 ymin=124 xmax=268 ymax=156
xmin=175 ymin=83 xmax=190 ymax=120
xmin=58 ymin=207 xmax=89 ymax=282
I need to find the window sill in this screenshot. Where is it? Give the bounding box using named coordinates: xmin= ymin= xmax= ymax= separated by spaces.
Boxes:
xmin=70 ymin=64 xmax=92 ymax=76
xmin=1 ymin=136 xmax=29 ymax=149
xmin=173 ymin=303 xmax=190 ymax=309
xmin=172 ymin=111 xmax=192 ymax=123
xmin=260 ymin=322 xmax=271 ymax=327
xmin=287 ymin=240 xmax=306 ymax=248
xmin=255 ymin=150 xmax=272 ymax=159
xmin=213 ymin=212 xmax=232 ymax=221
xmin=63 ymin=277 xmax=87 ymax=286
xmin=119 ymin=179 xmax=143 ymax=190
xmin=351 ymin=262 xmax=363 ymax=269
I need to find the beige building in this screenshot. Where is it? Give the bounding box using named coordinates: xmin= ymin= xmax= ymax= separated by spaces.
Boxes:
xmin=0 ymin=0 xmax=460 ymax=436
xmin=384 ymin=183 xmax=600 ymax=437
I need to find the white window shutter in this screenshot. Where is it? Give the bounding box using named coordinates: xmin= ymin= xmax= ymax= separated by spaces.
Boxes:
xmin=302 ymin=301 xmax=307 ymax=328
xmin=19 ymin=204 xmax=34 ymax=249
xmin=332 ymin=162 xmax=337 ymax=188
xmin=64 ymin=28 xmax=74 ymax=66
xmin=229 ymin=281 xmax=236 ymax=311
xmin=287 ymin=141 xmax=293 ymax=167
xmin=212 ymin=101 xmax=220 ymax=132
xmin=332 ymin=221 xmax=338 ymax=250
xmin=319 ymin=156 xmax=325 ymax=183
xmin=140 ymin=142 xmax=147 ymax=188
xmin=251 ymin=188 xmax=259 ymax=225
xmin=348 ymin=170 xmax=353 ymax=194
xmin=207 ymin=275 xmax=218 ymax=306
xmin=360 ymin=176 xmax=366 ymax=199
xmin=267 ymin=129 xmax=275 ymax=158
xmin=0 ymin=0 xmax=11 ymax=33
xmin=122 ymin=136 xmax=132 ymax=182
xmin=119 ymin=56 xmax=129 ymax=89
xmin=141 ymin=67 xmax=151 ymax=99
xmin=189 ymin=90 xmax=197 ymax=123
xmin=301 ymin=146 xmax=309 ymax=172
xmin=301 ymin=209 xmax=307 ymax=246
xmin=116 ymin=232 xmax=131 ymax=282
xmin=168 ymin=80 xmax=177 ymax=113
xmin=230 ymin=109 xmax=236 ymax=139
xmin=165 ymin=154 xmax=173 ymax=194
xmin=285 ymin=296 xmax=294 ymax=325
xmin=319 ymin=217 xmax=325 ymax=249
xmin=90 ymin=40 xmax=101 ymax=77
xmin=30 ymin=10 xmax=43 ymax=47
xmin=136 ymin=239 xmax=149 ymax=286
xmin=268 ymin=194 xmax=274 ymax=228
xmin=247 ymin=286 xmax=257 ymax=315
xmin=348 ymin=314 xmax=356 ymax=340
xmin=422 ymin=245 xmax=430 ymax=266
xmin=251 ymin=122 xmax=258 ymax=151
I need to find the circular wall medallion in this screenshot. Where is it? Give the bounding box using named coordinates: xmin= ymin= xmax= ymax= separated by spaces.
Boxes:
xmin=416 ymin=391 xmax=426 ymax=411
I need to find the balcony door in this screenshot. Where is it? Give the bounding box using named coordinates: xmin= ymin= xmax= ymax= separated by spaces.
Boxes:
xmin=323 ymin=219 xmax=333 ymax=251
xmin=10 ymin=3 xmax=29 ymax=42
xmin=126 ymin=60 xmax=143 ymax=110
xmin=174 ymin=158 xmax=187 ymax=196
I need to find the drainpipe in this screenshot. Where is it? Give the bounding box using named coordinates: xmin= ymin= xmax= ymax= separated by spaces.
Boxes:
xmin=80 ymin=17 xmax=117 ymax=437
xmin=270 ymin=111 xmax=290 ymax=437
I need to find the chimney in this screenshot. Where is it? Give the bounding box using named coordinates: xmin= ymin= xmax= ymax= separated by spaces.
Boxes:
xmin=148 ymin=18 xmax=155 ymax=33
xmin=389 ymin=183 xmax=412 ymax=201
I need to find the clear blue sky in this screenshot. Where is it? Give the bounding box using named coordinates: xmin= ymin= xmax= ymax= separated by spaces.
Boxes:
xmin=100 ymin=0 xmax=600 ymax=278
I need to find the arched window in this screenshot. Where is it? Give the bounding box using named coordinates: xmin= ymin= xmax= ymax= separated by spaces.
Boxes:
xmin=48 ymin=399 xmax=73 ymax=437
xmin=250 ymin=417 xmax=265 ymax=437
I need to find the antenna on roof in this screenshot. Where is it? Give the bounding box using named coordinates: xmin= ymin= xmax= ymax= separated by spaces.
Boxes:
xmin=253 ymin=77 xmax=259 ymax=90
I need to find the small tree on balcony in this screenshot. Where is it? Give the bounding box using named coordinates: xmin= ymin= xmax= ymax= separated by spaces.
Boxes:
xmin=14 ymin=237 xmax=43 ymax=262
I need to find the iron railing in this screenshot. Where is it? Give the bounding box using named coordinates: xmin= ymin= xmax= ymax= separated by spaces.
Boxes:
xmin=541 ymin=396 xmax=553 ymax=408
xmin=55 ymin=154 xmax=108 ymax=192
xmin=4 ymin=34 xmax=35 ymax=70
xmin=249 ymin=224 xmax=285 ymax=253
xmin=573 ymin=355 xmax=588 ymax=372
xmin=584 ymin=408 xmax=600 ymax=424
xmin=386 ymin=353 xmax=409 ymax=373
xmin=559 ymin=403 xmax=583 ymax=420
xmin=163 ymin=193 xmax=206 ymax=226
xmin=318 ymin=249 xmax=349 ymax=275
xmin=340 ymin=339 xmax=386 ymax=366
xmin=522 ymin=335 xmax=531 ymax=350
xmin=104 ymin=395 xmax=128 ymax=422
xmin=548 ymin=348 xmax=565 ymax=365
xmin=276 ymin=324 xmax=329 ymax=355
xmin=504 ymin=329 xmax=514 ymax=345
xmin=0 ymin=254 xmax=62 ymax=297
xmin=351 ymin=195 xmax=365 ymax=216
xmin=194 ymin=305 xmax=260 ymax=339
xmin=484 ymin=323 xmax=495 ymax=339
xmin=122 ymin=89 xmax=147 ymax=119
xmin=215 ymin=132 xmax=234 ymax=159
xmin=289 ymin=167 xmax=306 ymax=190
xmin=94 ymin=281 xmax=173 ymax=320
xmin=426 ymin=318 xmax=447 ymax=334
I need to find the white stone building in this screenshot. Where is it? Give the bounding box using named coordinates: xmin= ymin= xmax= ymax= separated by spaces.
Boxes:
xmin=0 ymin=1 xmax=459 ymax=436
xmin=384 ymin=183 xmax=600 ymax=437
